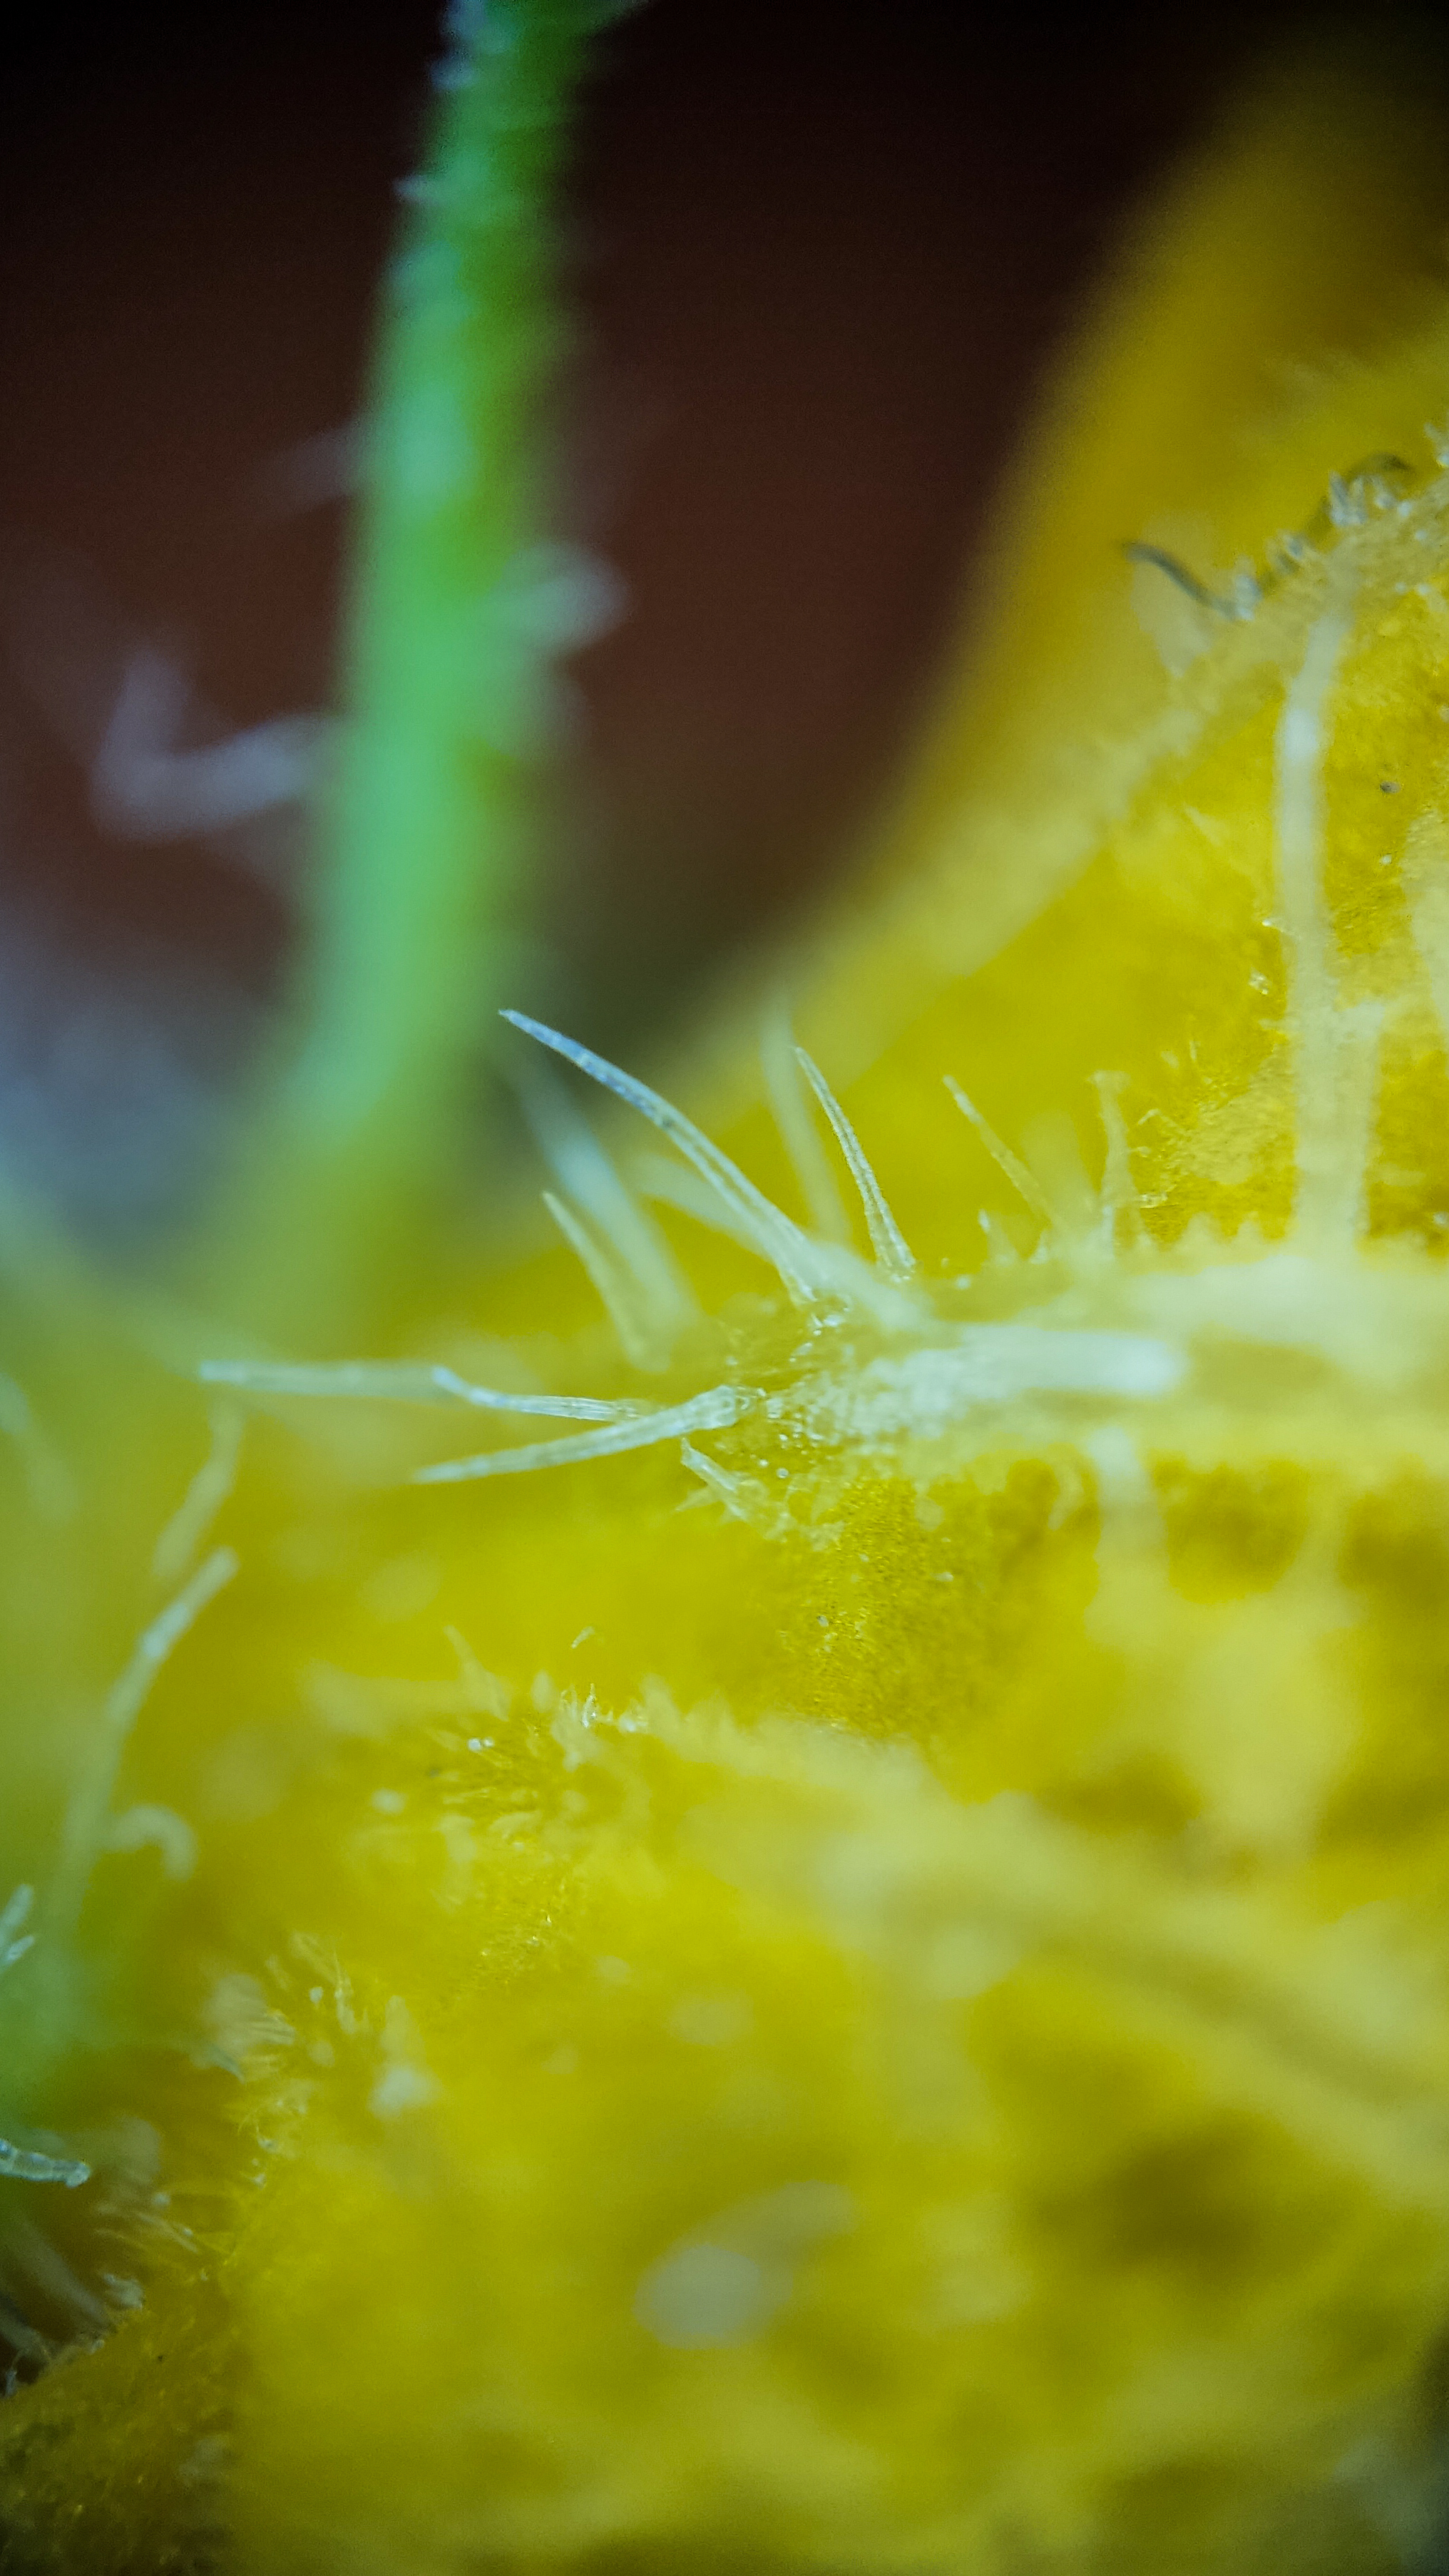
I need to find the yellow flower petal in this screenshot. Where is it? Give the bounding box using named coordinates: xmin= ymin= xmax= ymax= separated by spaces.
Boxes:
xmin=10 ymin=56 xmax=1449 ymax=2576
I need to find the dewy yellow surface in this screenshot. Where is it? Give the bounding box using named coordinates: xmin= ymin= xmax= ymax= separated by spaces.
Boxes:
xmin=10 ymin=62 xmax=1449 ymax=2576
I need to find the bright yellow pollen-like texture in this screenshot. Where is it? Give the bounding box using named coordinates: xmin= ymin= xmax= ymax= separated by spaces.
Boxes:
xmin=11 ymin=64 xmax=1449 ymax=2576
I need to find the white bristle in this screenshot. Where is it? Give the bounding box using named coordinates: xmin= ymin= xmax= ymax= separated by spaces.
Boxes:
xmin=943 ymin=1076 xmax=1055 ymax=1232
xmin=794 ymin=1046 xmax=916 ymax=1284
xmin=501 ymin=1011 xmax=834 ymax=1308
xmin=414 ymin=1384 xmax=757 ymax=1485
xmin=759 ymin=1012 xmax=851 ymax=1244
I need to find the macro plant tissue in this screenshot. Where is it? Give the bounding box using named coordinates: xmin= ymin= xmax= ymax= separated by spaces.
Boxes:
xmin=9 ymin=4 xmax=1449 ymax=2570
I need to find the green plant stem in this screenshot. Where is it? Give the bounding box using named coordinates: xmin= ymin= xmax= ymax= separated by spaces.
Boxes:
xmin=212 ymin=0 xmax=604 ymax=1339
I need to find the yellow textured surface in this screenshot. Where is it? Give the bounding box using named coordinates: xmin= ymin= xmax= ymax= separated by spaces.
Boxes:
xmin=9 ymin=65 xmax=1449 ymax=2576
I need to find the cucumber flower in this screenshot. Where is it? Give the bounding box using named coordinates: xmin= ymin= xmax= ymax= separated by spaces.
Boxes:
xmin=5 ymin=15 xmax=1449 ymax=2574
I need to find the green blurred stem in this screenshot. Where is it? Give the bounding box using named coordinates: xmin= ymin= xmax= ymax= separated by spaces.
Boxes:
xmin=217 ymin=0 xmax=604 ymax=1334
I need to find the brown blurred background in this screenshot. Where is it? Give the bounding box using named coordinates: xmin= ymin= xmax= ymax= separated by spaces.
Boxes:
xmin=1 ymin=0 xmax=1445 ymax=1232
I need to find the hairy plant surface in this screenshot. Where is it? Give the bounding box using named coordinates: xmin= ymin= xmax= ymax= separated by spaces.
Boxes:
xmin=6 ymin=26 xmax=1449 ymax=2576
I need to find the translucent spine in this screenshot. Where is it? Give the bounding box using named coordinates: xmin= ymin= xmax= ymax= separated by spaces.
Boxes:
xmin=1274 ymin=601 xmax=1353 ymax=1245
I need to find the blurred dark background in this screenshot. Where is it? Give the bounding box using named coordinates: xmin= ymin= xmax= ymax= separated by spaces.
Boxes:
xmin=0 ymin=0 xmax=1443 ymax=1232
